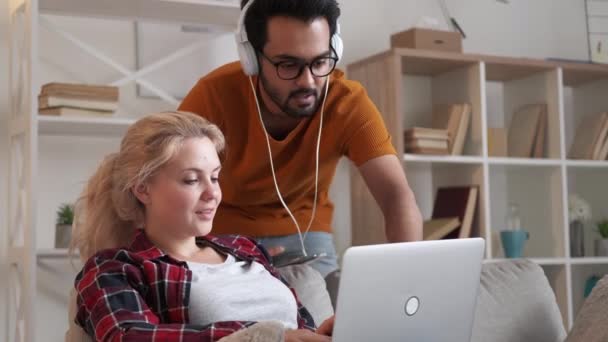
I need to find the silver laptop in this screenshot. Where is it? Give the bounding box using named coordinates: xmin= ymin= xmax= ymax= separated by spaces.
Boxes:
xmin=332 ymin=238 xmax=485 ymax=342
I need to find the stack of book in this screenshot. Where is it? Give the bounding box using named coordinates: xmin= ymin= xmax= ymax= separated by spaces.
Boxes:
xmin=404 ymin=103 xmax=472 ymax=156
xmin=507 ymin=104 xmax=547 ymax=158
xmin=404 ymin=127 xmax=449 ymax=155
xmin=423 ymin=185 xmax=478 ymax=240
xmin=38 ymin=82 xmax=119 ymax=117
xmin=431 ymin=103 xmax=471 ymax=155
xmin=569 ymin=112 xmax=608 ymax=160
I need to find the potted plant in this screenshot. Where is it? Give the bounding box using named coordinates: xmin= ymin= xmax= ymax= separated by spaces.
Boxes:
xmin=595 ymin=219 xmax=608 ymax=257
xmin=55 ymin=203 xmax=74 ymax=248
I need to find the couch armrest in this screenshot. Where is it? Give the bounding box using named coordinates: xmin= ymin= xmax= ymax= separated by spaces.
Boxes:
xmin=565 ymin=275 xmax=608 ymax=342
xmin=471 ymin=259 xmax=566 ymax=342
xmin=277 ymin=264 xmax=334 ymax=324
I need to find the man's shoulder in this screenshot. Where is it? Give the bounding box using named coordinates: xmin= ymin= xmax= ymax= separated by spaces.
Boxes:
xmin=326 ymin=68 xmax=376 ymax=119
xmin=328 ymin=69 xmax=369 ymax=105
xmin=201 ymin=61 xmax=248 ymax=85
xmin=330 ymin=68 xmax=364 ymax=93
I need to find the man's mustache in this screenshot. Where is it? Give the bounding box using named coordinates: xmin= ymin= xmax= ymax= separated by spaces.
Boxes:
xmin=288 ymin=88 xmax=317 ymax=99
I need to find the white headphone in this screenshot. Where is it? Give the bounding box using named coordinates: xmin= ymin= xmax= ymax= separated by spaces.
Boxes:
xmin=235 ymin=0 xmax=344 ymax=76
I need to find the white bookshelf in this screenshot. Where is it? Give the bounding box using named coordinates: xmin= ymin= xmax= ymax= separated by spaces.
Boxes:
xmin=6 ymin=1 xmax=240 ymax=341
xmin=38 ymin=115 xmax=135 ymax=136
xmin=36 ymin=248 xmax=72 ymax=259
xmin=39 ymin=0 xmax=240 ymax=27
xmin=348 ymin=48 xmax=608 ymax=329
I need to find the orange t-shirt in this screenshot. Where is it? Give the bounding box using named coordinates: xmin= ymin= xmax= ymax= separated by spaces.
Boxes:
xmin=178 ymin=61 xmax=396 ymax=237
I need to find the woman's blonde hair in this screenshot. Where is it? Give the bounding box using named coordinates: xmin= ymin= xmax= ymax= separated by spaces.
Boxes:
xmin=72 ymin=111 xmax=225 ymax=260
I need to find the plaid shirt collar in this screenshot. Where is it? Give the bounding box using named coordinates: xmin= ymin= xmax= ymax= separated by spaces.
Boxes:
xmin=128 ymin=229 xmax=264 ymax=263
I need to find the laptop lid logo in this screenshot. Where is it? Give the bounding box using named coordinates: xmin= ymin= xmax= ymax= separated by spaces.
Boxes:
xmin=405 ymin=296 xmax=420 ymax=316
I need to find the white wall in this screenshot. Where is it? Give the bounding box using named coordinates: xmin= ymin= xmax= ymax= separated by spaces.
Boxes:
xmin=339 ymin=0 xmax=587 ymax=65
xmin=0 ymin=1 xmax=591 ymax=340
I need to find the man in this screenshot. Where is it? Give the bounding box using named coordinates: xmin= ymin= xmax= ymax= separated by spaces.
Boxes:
xmin=179 ymin=0 xmax=422 ymax=277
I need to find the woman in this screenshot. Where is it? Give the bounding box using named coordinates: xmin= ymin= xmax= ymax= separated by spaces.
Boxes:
xmin=72 ymin=111 xmax=333 ymax=341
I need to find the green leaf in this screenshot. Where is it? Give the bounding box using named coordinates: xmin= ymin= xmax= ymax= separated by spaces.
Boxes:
xmin=597 ymin=219 xmax=608 ymax=239
xmin=56 ymin=203 xmax=74 ymax=225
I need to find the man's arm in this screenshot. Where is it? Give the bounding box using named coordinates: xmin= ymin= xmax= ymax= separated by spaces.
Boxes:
xmin=358 ymin=154 xmax=423 ymax=242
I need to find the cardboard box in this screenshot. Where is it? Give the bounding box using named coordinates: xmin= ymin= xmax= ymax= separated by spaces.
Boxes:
xmin=390 ymin=28 xmax=462 ymax=53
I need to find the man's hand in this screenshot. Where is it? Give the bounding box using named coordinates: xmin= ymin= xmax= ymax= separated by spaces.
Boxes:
xmin=285 ymin=329 xmax=331 ymax=342
xmin=266 ymin=246 xmax=285 ymax=257
xmin=316 ymin=315 xmax=335 ymax=336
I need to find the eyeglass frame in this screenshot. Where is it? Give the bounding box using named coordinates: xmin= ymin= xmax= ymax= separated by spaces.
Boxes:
xmin=256 ymin=48 xmax=339 ymax=80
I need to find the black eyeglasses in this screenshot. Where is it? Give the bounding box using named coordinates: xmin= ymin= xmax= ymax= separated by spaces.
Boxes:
xmin=258 ymin=51 xmax=338 ymax=80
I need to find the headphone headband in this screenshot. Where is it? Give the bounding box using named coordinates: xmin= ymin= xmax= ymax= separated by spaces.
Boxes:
xmin=235 ymin=0 xmax=344 ymax=76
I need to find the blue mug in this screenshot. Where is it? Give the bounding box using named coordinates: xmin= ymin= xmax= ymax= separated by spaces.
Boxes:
xmin=500 ymin=230 xmax=530 ymax=258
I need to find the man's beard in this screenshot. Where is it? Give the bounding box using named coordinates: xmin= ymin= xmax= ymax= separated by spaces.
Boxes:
xmin=260 ymin=74 xmax=324 ymax=118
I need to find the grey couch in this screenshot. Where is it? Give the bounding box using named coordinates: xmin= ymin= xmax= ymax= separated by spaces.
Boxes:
xmin=67 ymin=259 xmax=608 ymax=341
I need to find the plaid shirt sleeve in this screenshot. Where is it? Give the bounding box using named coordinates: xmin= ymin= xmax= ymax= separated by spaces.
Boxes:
xmin=75 ymin=249 xmax=258 ymax=342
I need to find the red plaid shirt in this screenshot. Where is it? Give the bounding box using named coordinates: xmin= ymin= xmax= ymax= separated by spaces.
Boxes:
xmin=75 ymin=230 xmax=315 ymax=341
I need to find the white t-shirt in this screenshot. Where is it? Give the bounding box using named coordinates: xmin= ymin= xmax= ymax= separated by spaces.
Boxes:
xmin=187 ymin=254 xmax=298 ymax=329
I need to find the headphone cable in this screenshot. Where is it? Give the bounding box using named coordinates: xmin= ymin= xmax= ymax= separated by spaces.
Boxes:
xmin=248 ymin=75 xmax=329 ymax=257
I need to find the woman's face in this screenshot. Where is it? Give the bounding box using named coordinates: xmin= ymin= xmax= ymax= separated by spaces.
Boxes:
xmin=143 ymin=137 xmax=222 ymax=238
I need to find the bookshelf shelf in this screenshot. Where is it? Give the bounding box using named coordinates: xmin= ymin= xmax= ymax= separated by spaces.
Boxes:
xmin=566 ymin=160 xmax=608 ymax=168
xmin=38 ymin=115 xmax=135 ymax=137
xmin=36 ymin=248 xmax=78 ymax=259
xmin=488 ymin=157 xmax=562 ymax=167
xmin=570 ymin=257 xmax=608 ymax=265
xmin=403 ymin=154 xmax=483 ymax=165
xmin=529 ymin=258 xmax=568 ymax=266
xmin=348 ymin=48 xmax=608 ymax=328
xmin=39 ymin=0 xmax=240 ymax=27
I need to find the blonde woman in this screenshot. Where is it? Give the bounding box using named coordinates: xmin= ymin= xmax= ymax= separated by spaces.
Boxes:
xmin=72 ymin=111 xmax=333 ymax=341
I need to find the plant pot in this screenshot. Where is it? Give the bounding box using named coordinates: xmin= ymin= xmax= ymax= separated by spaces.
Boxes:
xmin=594 ymin=239 xmax=608 ymax=257
xmin=55 ymin=224 xmax=72 ymax=248
xmin=570 ymin=220 xmax=585 ymax=257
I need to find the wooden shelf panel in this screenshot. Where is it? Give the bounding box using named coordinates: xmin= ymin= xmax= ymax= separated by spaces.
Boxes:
xmin=561 ymin=63 xmax=608 ymax=87
xmin=363 ymin=48 xmax=608 ymax=85
xmin=8 ymin=247 xmax=25 ymax=265
xmin=39 ymin=0 xmax=240 ymax=27
xmin=394 ymin=48 xmax=480 ymax=76
xmin=38 ymin=115 xmax=135 ymax=137
xmin=483 ymin=55 xmax=555 ymax=82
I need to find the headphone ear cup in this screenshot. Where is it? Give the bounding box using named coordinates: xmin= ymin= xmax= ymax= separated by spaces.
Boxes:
xmin=236 ymin=38 xmax=258 ymax=76
xmin=331 ymin=33 xmax=344 ymax=62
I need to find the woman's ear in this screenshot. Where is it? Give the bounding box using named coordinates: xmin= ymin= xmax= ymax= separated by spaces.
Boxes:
xmin=132 ymin=182 xmax=151 ymax=205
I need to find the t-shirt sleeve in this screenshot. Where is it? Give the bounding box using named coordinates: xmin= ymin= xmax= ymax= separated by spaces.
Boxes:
xmin=178 ymin=78 xmax=225 ymax=132
xmin=340 ymin=85 xmax=397 ymax=166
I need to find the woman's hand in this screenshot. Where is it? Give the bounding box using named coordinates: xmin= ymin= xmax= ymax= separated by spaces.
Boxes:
xmin=316 ymin=315 xmax=335 ymax=336
xmin=284 ymin=329 xmax=331 ymax=341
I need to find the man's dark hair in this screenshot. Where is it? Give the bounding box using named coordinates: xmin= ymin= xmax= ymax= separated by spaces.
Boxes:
xmin=240 ymin=0 xmax=341 ymax=52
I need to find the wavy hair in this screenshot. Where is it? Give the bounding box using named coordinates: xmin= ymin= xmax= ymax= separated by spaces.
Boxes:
xmin=71 ymin=111 xmax=225 ymax=260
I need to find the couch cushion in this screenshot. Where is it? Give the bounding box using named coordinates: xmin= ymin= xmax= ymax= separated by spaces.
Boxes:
xmin=278 ymin=264 xmax=334 ymax=326
xmin=565 ymin=275 xmax=608 ymax=342
xmin=471 ymin=259 xmax=566 ymax=342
